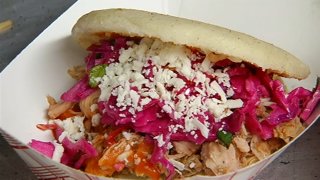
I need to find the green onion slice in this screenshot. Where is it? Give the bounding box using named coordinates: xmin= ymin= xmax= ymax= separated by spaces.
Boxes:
xmin=89 ymin=64 xmax=107 ymax=88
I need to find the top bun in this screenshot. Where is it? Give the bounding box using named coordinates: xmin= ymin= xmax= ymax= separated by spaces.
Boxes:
xmin=72 ymin=8 xmax=310 ymax=80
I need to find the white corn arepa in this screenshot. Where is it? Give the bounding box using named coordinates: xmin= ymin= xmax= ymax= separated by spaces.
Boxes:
xmin=72 ymin=8 xmax=310 ymax=79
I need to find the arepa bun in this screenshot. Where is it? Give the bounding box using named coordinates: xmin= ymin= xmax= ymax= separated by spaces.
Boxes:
xmin=72 ymin=8 xmax=310 ymax=80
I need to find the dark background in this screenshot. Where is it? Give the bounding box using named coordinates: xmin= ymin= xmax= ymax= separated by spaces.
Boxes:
xmin=0 ymin=0 xmax=319 ymax=179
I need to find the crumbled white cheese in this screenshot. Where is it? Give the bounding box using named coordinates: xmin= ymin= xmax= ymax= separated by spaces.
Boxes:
xmin=141 ymin=90 xmax=159 ymax=99
xmin=185 ymin=88 xmax=191 ymax=95
xmin=140 ymin=97 xmax=151 ymax=106
xmin=194 ymin=71 xmax=207 ymax=85
xmin=125 ymin=144 xmax=131 ymax=151
xmin=128 ymin=107 xmax=135 ymax=115
xmin=174 ymin=111 xmax=183 ymax=119
xmin=58 ymin=132 xmax=67 ymax=143
xmin=226 ymin=88 xmax=235 ymax=97
xmin=122 ymin=131 xmax=132 ymax=140
xmin=195 ymin=87 xmax=206 ymax=96
xmin=117 ymin=151 xmax=132 ymax=163
xmin=169 ymin=159 xmax=185 ymax=171
xmin=156 ymin=82 xmax=171 ymax=101
xmin=192 ymin=118 xmax=209 ymax=138
xmin=211 ymin=81 xmax=227 ymax=102
xmin=129 ymin=90 xmax=140 ymax=108
xmin=97 ymin=37 xmax=244 ymax=139
xmin=206 ymin=100 xmax=225 ymax=118
xmin=163 ymin=104 xmax=172 ymax=114
xmin=260 ymin=98 xmax=275 ymax=106
xmin=155 ymin=68 xmax=177 ymax=83
xmin=91 ymin=113 xmax=101 ymax=127
xmin=167 ymin=142 xmax=173 ymax=150
xmin=119 ymin=47 xmax=134 ymax=63
xmin=200 ymin=57 xmax=214 ymax=73
xmin=54 ymin=116 xmax=85 ymax=142
xmin=189 ymin=162 xmax=196 ymax=169
xmin=225 ymin=99 xmax=244 ymax=109
xmin=169 ymin=78 xmax=186 ymax=90
xmin=153 ymin=134 xmax=165 ymax=147
xmin=90 ymin=104 xmax=98 ymax=112
xmin=52 ymin=141 xmax=64 ymax=162
xmin=134 ymin=157 xmax=141 ymax=165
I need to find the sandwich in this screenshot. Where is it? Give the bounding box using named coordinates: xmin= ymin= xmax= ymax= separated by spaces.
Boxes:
xmin=30 ymin=9 xmax=320 ymax=179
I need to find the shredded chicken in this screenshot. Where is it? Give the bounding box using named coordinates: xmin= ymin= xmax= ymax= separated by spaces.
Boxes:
xmin=273 ymin=117 xmax=305 ymax=143
xmin=83 ymin=118 xmax=92 ymax=132
xmin=256 ymin=104 xmax=269 ymax=120
xmin=180 ymin=155 xmax=203 ymax=177
xmin=233 ymin=136 xmax=250 ymax=153
xmin=99 ymin=138 xmax=129 ymax=172
xmin=237 ymin=123 xmax=251 ymax=139
xmin=99 ymin=135 xmax=141 ymax=171
xmin=239 ymin=152 xmax=259 ymax=167
xmin=46 ymin=95 xmax=57 ymax=105
xmin=79 ymin=90 xmax=100 ymax=118
xmin=172 ymin=141 xmax=200 ymax=156
xmin=250 ymin=135 xmax=272 ymax=160
xmin=203 ymin=167 xmax=215 ymax=176
xmin=47 ymin=101 xmax=74 ymax=119
xmin=201 ymin=142 xmax=239 ymax=175
xmin=91 ymin=134 xmax=106 ymax=154
xmin=267 ymin=138 xmax=285 ymax=152
xmin=68 ymin=65 xmax=86 ymax=80
xmin=167 ymin=153 xmax=185 ymax=160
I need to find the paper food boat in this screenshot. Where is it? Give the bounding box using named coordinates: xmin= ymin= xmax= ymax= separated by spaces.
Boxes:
xmin=1 ymin=0 xmax=319 ymax=179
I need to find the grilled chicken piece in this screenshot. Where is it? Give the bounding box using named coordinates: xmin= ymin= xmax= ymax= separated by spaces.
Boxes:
xmin=201 ymin=142 xmax=239 ymax=175
xmin=233 ymin=136 xmax=250 ymax=153
xmin=172 ymin=141 xmax=200 ymax=156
